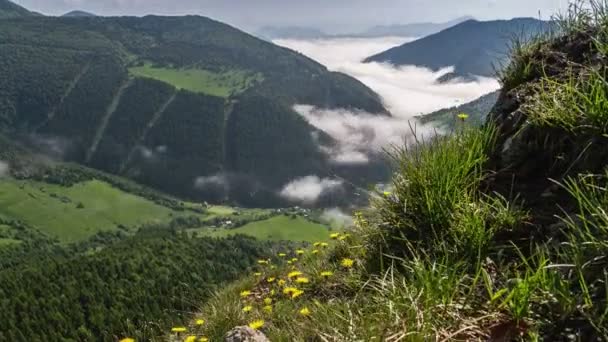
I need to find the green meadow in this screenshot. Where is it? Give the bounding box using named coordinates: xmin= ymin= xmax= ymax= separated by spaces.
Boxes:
xmin=129 ymin=63 xmax=263 ymax=97
xmin=195 ymin=215 xmax=332 ymax=243
xmin=0 ymin=179 xmax=203 ymax=243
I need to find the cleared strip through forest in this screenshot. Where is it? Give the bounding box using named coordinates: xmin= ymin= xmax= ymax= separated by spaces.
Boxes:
xmin=34 ymin=62 xmax=91 ymax=132
xmin=85 ymin=78 xmax=134 ymax=163
xmin=118 ymin=91 xmax=177 ymax=173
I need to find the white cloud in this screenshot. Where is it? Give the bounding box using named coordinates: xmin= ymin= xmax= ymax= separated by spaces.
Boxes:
xmin=194 ymin=174 xmax=229 ymax=189
xmin=320 ymin=208 xmax=354 ymax=227
xmin=279 ymin=176 xmax=343 ymax=204
xmin=275 ymin=37 xmax=500 ymax=164
xmin=0 ymin=160 xmax=8 ymax=177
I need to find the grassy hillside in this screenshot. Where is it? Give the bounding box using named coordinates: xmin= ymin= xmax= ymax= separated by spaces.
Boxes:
xmin=365 ymin=18 xmax=551 ymax=77
xmin=129 ymin=63 xmax=263 ymax=97
xmin=417 ymin=90 xmax=499 ymax=129
xmin=0 ymin=179 xmax=195 ymax=242
xmin=170 ymin=6 xmax=608 ymax=341
xmin=0 ymin=13 xmax=387 ymax=206
xmin=196 ymin=215 xmax=331 ymax=242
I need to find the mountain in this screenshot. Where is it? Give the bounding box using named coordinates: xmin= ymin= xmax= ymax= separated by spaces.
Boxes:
xmin=0 ymin=14 xmax=387 ymax=207
xmin=361 ymin=16 xmax=474 ymax=38
xmin=256 ymin=26 xmax=329 ymax=40
xmin=417 ymin=90 xmax=499 ymax=128
xmin=0 ymin=0 xmax=37 ymax=18
xmin=255 ymin=17 xmax=473 ymax=41
xmin=364 ymin=18 xmax=551 ymax=77
xmin=62 ymin=10 xmax=97 ymax=17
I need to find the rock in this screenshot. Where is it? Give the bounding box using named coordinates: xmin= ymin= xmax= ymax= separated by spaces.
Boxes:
xmin=225 ymin=326 xmax=270 ymax=342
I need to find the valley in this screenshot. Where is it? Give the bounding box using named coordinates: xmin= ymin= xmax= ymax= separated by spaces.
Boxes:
xmin=3 ymin=0 xmax=606 ymax=340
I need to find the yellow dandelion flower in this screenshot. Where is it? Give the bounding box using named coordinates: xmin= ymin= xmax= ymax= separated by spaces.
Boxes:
xmin=313 ymin=242 xmax=321 ymax=247
xmin=119 ymin=338 xmax=135 ymax=342
xmin=291 ymin=289 xmax=304 ymax=299
xmin=287 ymin=271 xmax=303 ymax=278
xmin=457 ymin=112 xmax=469 ymax=120
xmin=254 ymin=272 xmax=262 ymax=277
xmin=257 ymin=259 xmax=269 ymax=265
xmin=240 ymin=290 xmax=252 ymax=298
xmin=299 ymin=307 xmax=311 ymax=316
xmin=320 ymin=242 xmax=329 ymax=248
xmin=264 ymin=297 xmax=272 ymax=305
xmin=338 ymin=233 xmax=351 ymax=241
xmin=267 ymin=277 xmax=276 ymax=283
xmin=291 ymin=258 xmax=298 ymax=263
xmin=278 ymin=253 xmax=286 ymax=257
xmin=185 ymin=336 xmax=197 ymax=342
xmin=242 ymin=305 xmax=253 ymax=313
xmin=171 ymin=327 xmax=187 ymax=333
xmin=195 ymin=319 xmax=205 ymax=325
xmin=278 ymin=279 xmax=286 ymax=286
xmin=287 ymin=260 xmax=293 ymax=265
xmin=283 ymin=286 xmax=298 ymax=295
xmin=383 ymin=191 xmax=392 ymax=196
xmin=341 ymin=258 xmax=354 ymax=268
xmin=330 ymin=233 xmax=340 ymax=240
xmin=296 ymin=249 xmax=305 ymax=255
xmin=248 ymin=319 xmax=265 ymax=330
xmin=263 ymin=305 xmax=273 ymax=313
xmin=199 ymin=338 xmax=209 ymax=342
xmin=320 ymin=271 xmax=334 ymax=277
xmin=295 ymin=277 xmax=310 ymax=284
xmin=312 ymin=249 xmax=319 ymax=254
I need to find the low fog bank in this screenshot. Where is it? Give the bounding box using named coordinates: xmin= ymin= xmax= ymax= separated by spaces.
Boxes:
xmin=272 ymin=36 xmax=500 ymax=205
xmin=0 ymin=160 xmax=8 ymax=177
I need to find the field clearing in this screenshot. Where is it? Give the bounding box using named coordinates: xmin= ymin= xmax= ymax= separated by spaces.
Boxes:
xmin=0 ymin=179 xmax=204 ymax=243
xmin=129 ymin=64 xmax=263 ymax=97
xmin=195 ymin=215 xmax=332 ymax=242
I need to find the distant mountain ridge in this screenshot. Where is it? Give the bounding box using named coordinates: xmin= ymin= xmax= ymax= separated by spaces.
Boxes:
xmin=0 ymin=0 xmax=38 ymax=18
xmin=361 ymin=16 xmax=474 ymax=38
xmin=255 ymin=16 xmax=474 ymax=40
xmin=62 ymin=10 xmax=97 ymax=17
xmin=365 ymin=18 xmax=552 ymax=77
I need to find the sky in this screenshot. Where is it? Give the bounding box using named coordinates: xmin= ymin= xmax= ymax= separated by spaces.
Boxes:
xmin=14 ymin=0 xmax=569 ymax=32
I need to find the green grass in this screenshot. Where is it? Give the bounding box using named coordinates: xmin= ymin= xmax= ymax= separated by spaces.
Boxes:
xmin=0 ymin=238 xmax=21 ymax=246
xmin=195 ymin=215 xmax=331 ymax=242
xmin=129 ymin=63 xmax=263 ymax=97
xmin=0 ymin=179 xmax=204 ymax=243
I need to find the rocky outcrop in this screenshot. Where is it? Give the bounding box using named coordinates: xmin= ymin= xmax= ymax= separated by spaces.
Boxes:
xmin=224 ymin=326 xmax=270 ymax=342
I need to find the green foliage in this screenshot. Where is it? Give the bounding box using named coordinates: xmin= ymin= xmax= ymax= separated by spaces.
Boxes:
xmin=372 ymin=127 xmax=496 ymax=258
xmin=524 ymin=68 xmax=608 ymax=134
xmin=0 ymin=233 xmax=270 ymax=341
xmin=197 ymin=215 xmax=332 ymax=242
xmin=129 ymin=63 xmax=263 ymax=97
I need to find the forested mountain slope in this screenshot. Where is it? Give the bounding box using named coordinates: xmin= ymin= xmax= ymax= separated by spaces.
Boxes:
xmin=365 ymin=18 xmax=551 ymax=77
xmin=417 ymin=90 xmax=499 ymax=128
xmin=0 ymin=13 xmax=387 ymax=206
xmin=0 ymin=0 xmax=37 ymax=18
